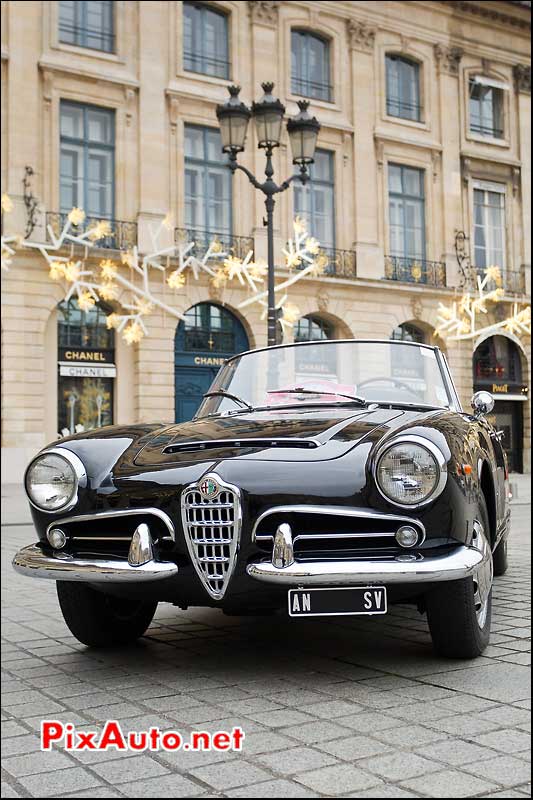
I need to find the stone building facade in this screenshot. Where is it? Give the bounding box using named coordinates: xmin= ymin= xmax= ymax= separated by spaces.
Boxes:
xmin=1 ymin=0 xmax=531 ymax=482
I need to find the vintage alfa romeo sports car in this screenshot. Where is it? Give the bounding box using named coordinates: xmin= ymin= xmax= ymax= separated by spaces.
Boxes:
xmin=13 ymin=339 xmax=510 ymax=658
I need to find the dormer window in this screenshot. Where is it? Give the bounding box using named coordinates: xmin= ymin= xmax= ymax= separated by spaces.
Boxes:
xmin=291 ymin=30 xmax=332 ymax=103
xmin=183 ymin=2 xmax=229 ymax=80
xmin=386 ymin=55 xmax=421 ymax=122
xmin=469 ymin=76 xmax=505 ymax=139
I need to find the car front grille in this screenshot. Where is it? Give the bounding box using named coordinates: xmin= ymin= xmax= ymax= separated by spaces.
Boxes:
xmin=181 ymin=479 xmax=242 ymax=600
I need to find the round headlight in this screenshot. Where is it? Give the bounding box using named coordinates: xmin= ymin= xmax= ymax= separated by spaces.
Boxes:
xmin=376 ymin=439 xmax=446 ymax=507
xmin=25 ymin=451 xmax=81 ymax=512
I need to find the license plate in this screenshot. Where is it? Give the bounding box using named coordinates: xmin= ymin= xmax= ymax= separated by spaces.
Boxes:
xmin=288 ymin=586 xmax=387 ymax=618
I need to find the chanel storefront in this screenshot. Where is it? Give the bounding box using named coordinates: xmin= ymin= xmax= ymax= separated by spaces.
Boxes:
xmin=473 ymin=335 xmax=529 ymax=473
xmin=57 ymin=299 xmax=116 ymax=437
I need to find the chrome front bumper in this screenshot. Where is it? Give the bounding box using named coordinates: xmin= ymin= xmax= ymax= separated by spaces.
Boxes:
xmin=12 ymin=524 xmax=178 ymax=583
xmin=12 ymin=545 xmax=178 ymax=582
xmin=247 ymin=545 xmax=488 ymax=586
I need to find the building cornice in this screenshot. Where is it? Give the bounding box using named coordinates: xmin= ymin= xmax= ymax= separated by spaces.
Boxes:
xmin=439 ymin=1 xmax=531 ymax=30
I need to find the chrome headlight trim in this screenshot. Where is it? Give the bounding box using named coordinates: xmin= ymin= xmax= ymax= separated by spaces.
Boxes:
xmin=24 ymin=447 xmax=87 ymax=514
xmin=374 ymin=434 xmax=448 ymax=509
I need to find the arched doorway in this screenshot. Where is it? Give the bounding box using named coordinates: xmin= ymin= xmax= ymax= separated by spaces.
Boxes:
xmin=57 ymin=297 xmax=115 ymax=436
xmin=174 ymin=302 xmax=249 ymax=422
xmin=473 ymin=335 xmax=527 ymax=473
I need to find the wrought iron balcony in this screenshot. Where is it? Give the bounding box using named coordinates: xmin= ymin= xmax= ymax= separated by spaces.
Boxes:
xmin=295 ymin=247 xmax=356 ymax=280
xmin=174 ymin=228 xmax=254 ymax=260
xmin=475 ymin=266 xmax=527 ymax=296
xmin=46 ymin=213 xmax=137 ymax=251
xmin=384 ymin=256 xmax=447 ymax=288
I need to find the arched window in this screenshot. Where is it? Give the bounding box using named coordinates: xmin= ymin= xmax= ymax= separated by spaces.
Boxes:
xmin=386 ymin=55 xmax=421 ymax=121
xmin=57 ymin=297 xmax=115 ymax=436
xmin=295 ymin=314 xmax=334 ymax=342
xmin=473 ymin=336 xmax=522 ymax=385
xmin=391 ymin=322 xmax=425 ymax=343
xmin=179 ymin=303 xmax=247 ymax=354
xmin=291 ymin=30 xmax=331 ymax=102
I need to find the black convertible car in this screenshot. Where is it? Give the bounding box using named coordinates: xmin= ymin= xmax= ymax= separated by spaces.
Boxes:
xmin=13 ymin=339 xmax=510 ymax=658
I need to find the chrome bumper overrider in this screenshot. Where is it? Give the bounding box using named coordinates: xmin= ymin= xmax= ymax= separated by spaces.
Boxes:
xmin=12 ymin=524 xmax=178 ymax=583
xmin=247 ymin=546 xmax=489 ymax=586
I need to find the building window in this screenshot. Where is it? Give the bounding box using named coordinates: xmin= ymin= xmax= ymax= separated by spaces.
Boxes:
xmin=58 ymin=1 xmax=115 ymax=53
xmin=291 ymin=30 xmax=331 ymax=102
xmin=391 ymin=323 xmax=425 ymax=343
xmin=295 ymin=314 xmax=334 ymax=342
xmin=182 ymin=303 xmax=238 ymax=353
xmin=293 ymin=150 xmax=335 ymax=250
xmin=473 ymin=184 xmax=506 ymax=270
xmin=469 ymin=77 xmax=504 ymax=139
xmin=183 ymin=2 xmax=229 ymax=79
xmin=388 ymin=164 xmax=426 ymax=262
xmin=57 ymin=297 xmax=115 ymax=436
xmin=184 ymin=125 xmax=232 ymax=238
xmin=386 ymin=55 xmax=421 ymax=122
xmin=60 ymin=101 xmax=115 ymax=219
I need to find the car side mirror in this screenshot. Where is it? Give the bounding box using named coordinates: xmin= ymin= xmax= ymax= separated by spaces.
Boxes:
xmin=471 ymin=391 xmax=495 ymax=419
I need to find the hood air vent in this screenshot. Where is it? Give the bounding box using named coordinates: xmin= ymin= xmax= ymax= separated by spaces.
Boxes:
xmin=163 ymin=438 xmax=319 ymax=455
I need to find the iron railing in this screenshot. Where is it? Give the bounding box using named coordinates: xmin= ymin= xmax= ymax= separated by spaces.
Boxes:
xmin=174 ymin=228 xmax=254 ymax=260
xmin=297 ymin=247 xmax=357 ymax=280
xmin=291 ymin=76 xmax=333 ymax=103
xmin=183 ymin=52 xmax=230 ymax=80
xmin=59 ymin=24 xmax=115 ymax=53
xmin=470 ymin=122 xmax=504 ymax=139
xmin=386 ymin=98 xmax=422 ymax=122
xmin=384 ymin=256 xmax=447 ymax=288
xmin=46 ymin=213 xmax=137 ymax=251
xmin=475 ymin=266 xmax=527 ymax=296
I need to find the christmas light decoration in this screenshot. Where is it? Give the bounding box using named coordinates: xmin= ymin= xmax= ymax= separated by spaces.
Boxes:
xmin=436 ymin=266 xmax=531 ymax=341
xmin=6 ymin=208 xmax=326 ymax=345
xmin=1 ymin=193 xmax=21 ymax=271
xmin=238 ymin=217 xmax=327 ymax=312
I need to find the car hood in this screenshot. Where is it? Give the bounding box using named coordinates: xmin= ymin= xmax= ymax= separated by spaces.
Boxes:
xmin=132 ymin=407 xmax=407 ymax=467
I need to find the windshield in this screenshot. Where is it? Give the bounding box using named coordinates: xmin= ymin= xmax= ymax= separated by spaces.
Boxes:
xmin=196 ymin=341 xmax=453 ymax=417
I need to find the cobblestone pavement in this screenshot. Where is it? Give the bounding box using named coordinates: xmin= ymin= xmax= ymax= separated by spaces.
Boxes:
xmin=1 ymin=481 xmax=531 ymax=799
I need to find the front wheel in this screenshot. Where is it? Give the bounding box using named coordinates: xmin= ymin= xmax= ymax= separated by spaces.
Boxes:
xmin=426 ymin=504 xmax=493 ymax=658
xmin=57 ymin=582 xmax=158 ymax=647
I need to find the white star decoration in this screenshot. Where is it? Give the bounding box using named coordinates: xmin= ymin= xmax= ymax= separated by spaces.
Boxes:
xmin=436 ymin=266 xmax=531 ymax=341
xmin=3 ymin=204 xmax=330 ymax=344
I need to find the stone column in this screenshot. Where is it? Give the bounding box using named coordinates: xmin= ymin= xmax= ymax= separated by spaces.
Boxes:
xmin=434 ymin=44 xmax=464 ymax=289
xmin=137 ymin=0 xmax=171 ymax=253
xmin=247 ymin=2 xmax=282 ymax=265
xmin=514 ymin=64 xmax=531 ymax=297
xmin=347 ymin=20 xmax=379 ymax=280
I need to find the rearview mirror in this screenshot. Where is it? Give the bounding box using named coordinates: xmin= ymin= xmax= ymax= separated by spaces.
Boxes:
xmin=471 ymin=391 xmax=495 ymax=418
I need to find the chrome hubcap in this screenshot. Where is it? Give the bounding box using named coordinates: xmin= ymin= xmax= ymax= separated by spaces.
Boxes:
xmin=472 ymin=520 xmax=493 ymax=629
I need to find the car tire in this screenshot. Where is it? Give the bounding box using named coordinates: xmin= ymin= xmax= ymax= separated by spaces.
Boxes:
xmin=57 ymin=582 xmax=158 ymax=647
xmin=425 ymin=498 xmax=493 ymax=659
xmin=492 ymin=537 xmax=509 ymax=576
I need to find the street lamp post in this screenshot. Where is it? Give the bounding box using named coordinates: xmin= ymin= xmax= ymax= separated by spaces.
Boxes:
xmin=216 ymin=82 xmax=320 ymax=346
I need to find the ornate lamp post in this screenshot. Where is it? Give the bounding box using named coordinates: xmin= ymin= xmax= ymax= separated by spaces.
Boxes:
xmin=216 ymin=83 xmax=320 ymax=346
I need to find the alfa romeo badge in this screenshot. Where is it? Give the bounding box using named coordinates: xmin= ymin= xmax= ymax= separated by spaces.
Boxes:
xmin=199 ymin=477 xmax=219 ymax=499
